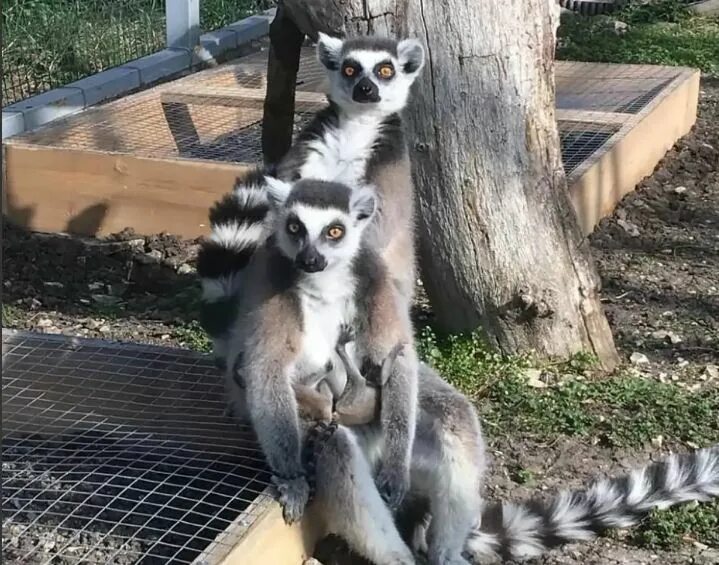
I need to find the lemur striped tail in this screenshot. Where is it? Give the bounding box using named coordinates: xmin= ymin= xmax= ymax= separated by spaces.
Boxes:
xmin=196 ymin=167 xmax=272 ymax=338
xmin=466 ymin=444 xmax=719 ymax=563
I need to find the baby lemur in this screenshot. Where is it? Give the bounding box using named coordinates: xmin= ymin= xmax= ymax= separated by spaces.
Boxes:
xmin=197 ymin=32 xmax=425 ymax=371
xmin=223 ymin=176 xmax=418 ymax=523
xmin=302 ymin=346 xmax=719 ymax=565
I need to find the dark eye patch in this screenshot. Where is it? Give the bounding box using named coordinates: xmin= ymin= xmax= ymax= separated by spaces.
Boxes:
xmin=324 ymin=222 xmax=346 ymax=242
xmin=286 ymin=214 xmax=306 ymax=238
xmin=341 ymin=58 xmax=362 ymax=79
xmin=374 ymin=60 xmax=395 ymax=80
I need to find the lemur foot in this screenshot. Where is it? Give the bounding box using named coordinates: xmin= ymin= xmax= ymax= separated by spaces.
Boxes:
xmin=337 ymin=323 xmax=356 ymax=346
xmin=271 ymin=474 xmax=310 ymax=525
xmin=375 ymin=464 xmax=409 ymax=512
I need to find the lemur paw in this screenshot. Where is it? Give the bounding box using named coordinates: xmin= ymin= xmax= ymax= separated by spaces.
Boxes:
xmin=271 ymin=475 xmax=310 ymax=525
xmin=375 ymin=464 xmax=409 ymax=511
xmin=337 ymin=323 xmax=356 ymax=346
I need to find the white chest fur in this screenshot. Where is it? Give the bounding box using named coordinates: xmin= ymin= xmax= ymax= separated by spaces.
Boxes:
xmin=299 ymin=114 xmax=383 ymax=185
xmin=293 ymin=273 xmax=356 ymax=380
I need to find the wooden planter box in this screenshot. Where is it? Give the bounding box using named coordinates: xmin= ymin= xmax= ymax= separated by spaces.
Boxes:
xmin=2 ymin=47 xmax=699 ymax=238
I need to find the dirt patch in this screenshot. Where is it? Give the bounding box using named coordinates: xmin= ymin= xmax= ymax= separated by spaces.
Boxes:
xmin=2 ymin=81 xmax=718 ymax=564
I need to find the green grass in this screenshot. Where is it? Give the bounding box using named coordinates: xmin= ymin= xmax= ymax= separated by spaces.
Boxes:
xmin=173 ymin=320 xmax=212 ymax=353
xmin=2 ymin=304 xmax=21 ymax=326
xmin=557 ymin=0 xmax=719 ymax=76
xmin=631 ymin=500 xmax=719 ymax=550
xmin=2 ymin=0 xmax=274 ymax=104
xmin=417 ymin=327 xmax=719 ymax=449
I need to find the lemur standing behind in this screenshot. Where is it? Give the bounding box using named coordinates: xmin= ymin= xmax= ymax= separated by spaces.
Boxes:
xmin=196 ymin=33 xmax=425 ymax=369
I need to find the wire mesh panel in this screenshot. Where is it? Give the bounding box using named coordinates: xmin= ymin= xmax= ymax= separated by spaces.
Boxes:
xmin=2 ymin=329 xmax=271 ymax=565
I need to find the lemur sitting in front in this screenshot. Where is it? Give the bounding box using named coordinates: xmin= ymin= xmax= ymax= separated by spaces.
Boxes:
xmin=197 ymin=32 xmax=425 ymax=372
xmin=223 ymin=176 xmax=418 ymax=524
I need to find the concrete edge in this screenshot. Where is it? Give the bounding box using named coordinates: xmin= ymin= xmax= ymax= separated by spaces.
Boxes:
xmin=2 ymin=9 xmax=276 ymax=140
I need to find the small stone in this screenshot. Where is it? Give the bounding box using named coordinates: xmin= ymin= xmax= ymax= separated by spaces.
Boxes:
xmin=85 ymin=319 xmax=102 ymax=330
xmin=650 ymin=330 xmax=682 ymax=344
xmin=136 ymin=249 xmax=163 ymax=264
xmin=674 ymin=186 xmax=687 ymax=194
xmin=177 ymin=263 xmax=195 ymax=275
xmin=88 ymin=282 xmax=104 ymax=291
xmin=703 ymin=365 xmax=718 ymax=380
xmin=161 ymin=334 xmax=171 ymax=340
xmin=630 ymin=352 xmax=650 ymax=365
xmin=677 ymin=359 xmax=690 ymax=368
xmin=613 ymin=20 xmax=628 ymax=34
xmin=91 ymin=294 xmax=121 ymax=306
xmin=523 ymin=368 xmax=547 ymax=388
xmin=617 ymin=218 xmax=640 ymax=237
xmin=98 ymin=325 xmax=111 ymax=334
xmin=651 ymin=435 xmax=664 ymax=448
xmin=43 ymin=281 xmax=64 ymax=290
xmin=30 ymin=298 xmax=42 ymax=310
xmin=126 ymin=238 xmax=146 ymax=250
xmin=36 ymin=318 xmax=54 ymax=328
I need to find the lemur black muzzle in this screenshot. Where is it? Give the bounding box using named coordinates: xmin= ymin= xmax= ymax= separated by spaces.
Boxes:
xmin=296 ymin=247 xmax=327 ymax=273
xmin=352 ymin=77 xmax=380 ymax=103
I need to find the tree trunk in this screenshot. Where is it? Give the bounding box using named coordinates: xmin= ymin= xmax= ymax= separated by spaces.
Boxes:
xmin=302 ymin=0 xmax=619 ymax=369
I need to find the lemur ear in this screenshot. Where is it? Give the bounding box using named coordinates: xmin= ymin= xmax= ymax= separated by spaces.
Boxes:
xmin=350 ymin=186 xmax=377 ymax=222
xmin=397 ymin=38 xmax=425 ymax=77
xmin=317 ymin=32 xmax=343 ymax=70
xmin=264 ymin=176 xmax=293 ymax=207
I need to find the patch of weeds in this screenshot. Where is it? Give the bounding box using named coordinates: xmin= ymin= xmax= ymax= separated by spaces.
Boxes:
xmin=416 ymin=326 xmax=529 ymax=399
xmin=631 ymin=500 xmax=719 ymax=550
xmin=173 ymin=321 xmax=212 ymax=353
xmin=418 ymin=327 xmax=718 ymax=448
xmin=557 ymin=2 xmax=719 ymax=77
xmin=510 ymin=466 xmax=536 ymax=486
xmin=485 ymin=372 xmax=718 ymax=447
xmin=2 ymin=303 xmax=21 ymax=326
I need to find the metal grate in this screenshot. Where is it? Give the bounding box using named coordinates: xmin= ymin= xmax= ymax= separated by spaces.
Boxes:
xmin=9 ymin=48 xmax=686 ymax=179
xmin=2 ymin=329 xmax=271 ymax=565
xmin=559 ymin=122 xmax=620 ymax=175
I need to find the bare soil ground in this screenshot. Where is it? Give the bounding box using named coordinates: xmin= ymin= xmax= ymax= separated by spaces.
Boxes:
xmin=2 ymin=80 xmax=717 ymax=564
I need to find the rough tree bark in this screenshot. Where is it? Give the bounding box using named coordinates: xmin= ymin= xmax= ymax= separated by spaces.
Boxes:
xmin=275 ymin=0 xmax=620 ymax=368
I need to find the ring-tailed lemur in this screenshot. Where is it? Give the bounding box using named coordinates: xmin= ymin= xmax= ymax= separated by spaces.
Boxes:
xmin=317 ymin=345 xmax=719 ymax=565
xmin=223 ymin=177 xmax=418 ymax=522
xmin=196 ymin=32 xmax=425 ymax=369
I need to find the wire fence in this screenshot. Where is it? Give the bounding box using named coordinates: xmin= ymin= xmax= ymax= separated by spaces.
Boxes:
xmin=2 ymin=0 xmax=274 ymax=107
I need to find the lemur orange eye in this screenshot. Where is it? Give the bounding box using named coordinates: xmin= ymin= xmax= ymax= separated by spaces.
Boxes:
xmin=327 ymin=225 xmax=345 ymax=240
xmin=343 ymin=65 xmax=355 ymax=77
xmin=378 ymin=64 xmax=394 ymax=78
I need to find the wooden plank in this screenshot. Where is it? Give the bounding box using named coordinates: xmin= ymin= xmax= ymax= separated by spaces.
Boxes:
xmin=161 ymin=86 xmax=327 ymax=112
xmin=556 ymin=109 xmax=631 ymax=126
xmin=202 ymin=494 xmax=325 ymax=565
xmin=3 ymin=144 xmax=250 ymax=238
xmin=567 ymin=69 xmax=700 ymax=234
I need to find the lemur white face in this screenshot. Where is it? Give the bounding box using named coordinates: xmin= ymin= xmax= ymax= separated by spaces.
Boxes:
xmin=265 ymin=177 xmax=377 ymax=274
xmin=317 ymin=34 xmax=425 ymax=116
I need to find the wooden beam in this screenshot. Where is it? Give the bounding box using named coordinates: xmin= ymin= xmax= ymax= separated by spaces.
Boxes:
xmin=556 ymin=109 xmax=631 ymax=126
xmin=3 ymin=144 xmax=249 ymax=238
xmin=161 ymin=87 xmax=327 ymax=112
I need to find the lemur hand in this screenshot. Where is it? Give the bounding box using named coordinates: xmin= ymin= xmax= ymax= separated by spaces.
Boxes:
xmin=337 ymin=323 xmax=356 ymax=347
xmin=271 ymin=474 xmax=310 ymax=525
xmin=375 ymin=463 xmax=410 ymax=511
